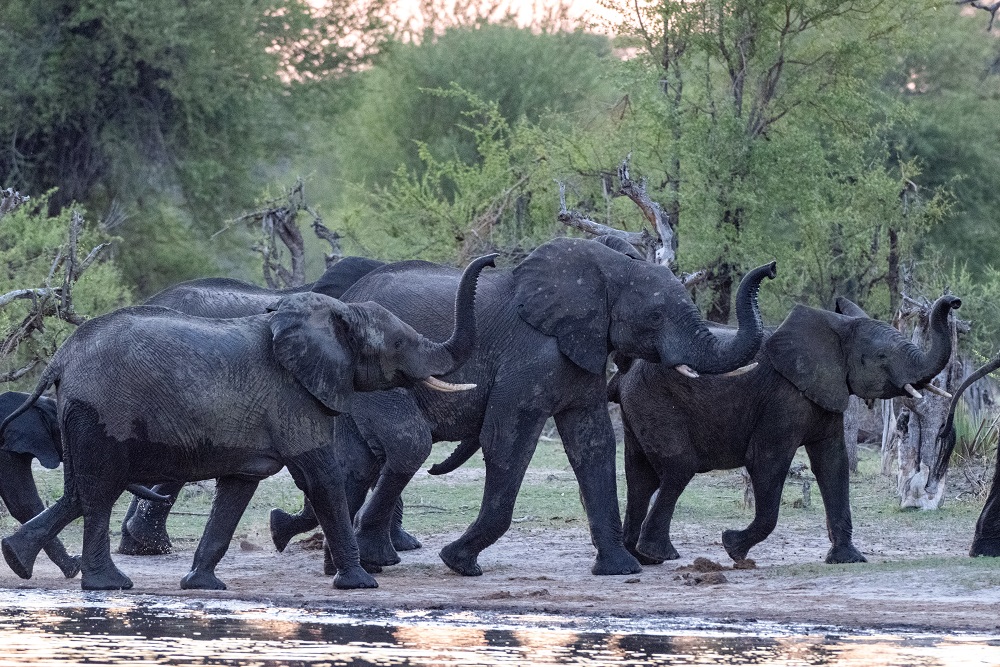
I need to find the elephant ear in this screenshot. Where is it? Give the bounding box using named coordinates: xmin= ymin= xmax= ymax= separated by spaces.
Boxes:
xmin=513 ymin=238 xmax=613 ymax=375
xmin=269 ymin=293 xmax=358 ymax=414
xmin=0 ymin=394 xmax=61 ymax=468
xmin=765 ymin=305 xmax=851 ymax=413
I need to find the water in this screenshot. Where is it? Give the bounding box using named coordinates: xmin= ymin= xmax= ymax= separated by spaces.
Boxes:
xmin=0 ymin=590 xmax=998 ymax=666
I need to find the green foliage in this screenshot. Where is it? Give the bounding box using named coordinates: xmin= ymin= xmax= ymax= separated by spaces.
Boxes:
xmin=0 ymin=195 xmax=132 ymax=387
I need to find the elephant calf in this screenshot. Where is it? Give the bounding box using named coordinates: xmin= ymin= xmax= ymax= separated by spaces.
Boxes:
xmin=613 ymin=294 xmax=961 ymax=566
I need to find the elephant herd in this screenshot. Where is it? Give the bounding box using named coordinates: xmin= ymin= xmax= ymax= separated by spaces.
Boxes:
xmin=0 ymin=234 xmax=983 ymax=593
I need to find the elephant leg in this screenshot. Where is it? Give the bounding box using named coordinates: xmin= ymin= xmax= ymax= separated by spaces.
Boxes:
xmin=2 ymin=493 xmax=82 ymax=580
xmin=555 ymin=404 xmax=642 ymax=576
xmin=180 ymin=476 xmax=259 ymax=590
xmin=635 ymin=467 xmax=694 ymax=564
xmin=0 ymin=452 xmax=79 ymax=578
xmin=971 ymin=454 xmax=1000 ymax=556
xmin=80 ymin=493 xmax=133 ymax=591
xmin=270 ymin=497 xmax=320 ymax=552
xmin=286 ymin=447 xmax=376 ymax=589
xmin=439 ymin=409 xmax=548 ymax=577
xmin=722 ymin=442 xmax=797 ymax=562
xmin=805 ymin=436 xmax=866 ymax=564
xmin=621 ymin=427 xmax=666 ymax=565
xmin=119 ymin=481 xmax=184 ymax=556
xmin=390 ymin=497 xmax=421 ymax=551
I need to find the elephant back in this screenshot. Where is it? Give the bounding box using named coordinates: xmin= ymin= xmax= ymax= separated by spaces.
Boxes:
xmin=0 ymin=392 xmax=61 ymax=468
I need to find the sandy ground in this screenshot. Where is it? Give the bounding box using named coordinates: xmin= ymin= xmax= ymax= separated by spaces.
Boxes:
xmin=3 ymin=516 xmax=1000 ymax=634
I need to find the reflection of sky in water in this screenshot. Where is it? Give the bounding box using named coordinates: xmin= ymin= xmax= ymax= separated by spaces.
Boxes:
xmin=0 ymin=591 xmax=998 ymax=666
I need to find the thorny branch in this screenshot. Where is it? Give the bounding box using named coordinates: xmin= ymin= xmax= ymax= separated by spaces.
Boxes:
xmin=0 ymin=193 xmax=109 ymax=381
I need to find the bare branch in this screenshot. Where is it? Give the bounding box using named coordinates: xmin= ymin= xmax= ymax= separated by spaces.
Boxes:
xmin=556 ymin=181 xmax=660 ymax=258
xmin=0 ymin=189 xmax=29 ymax=218
xmin=613 ymin=157 xmax=676 ymax=267
xmin=0 ymin=358 xmax=41 ymax=383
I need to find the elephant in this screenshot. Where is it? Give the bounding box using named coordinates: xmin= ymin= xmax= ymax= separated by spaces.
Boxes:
xmin=268 ymin=237 xmax=777 ymax=578
xmin=0 ymin=254 xmax=493 ymax=591
xmin=611 ymin=293 xmax=962 ymax=566
xmin=0 ymin=392 xmax=79 ymax=578
xmin=114 ymin=254 xmax=420 ymax=557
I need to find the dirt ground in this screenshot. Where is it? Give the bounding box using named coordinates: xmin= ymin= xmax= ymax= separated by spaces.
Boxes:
xmin=4 ymin=515 xmax=1000 ymax=635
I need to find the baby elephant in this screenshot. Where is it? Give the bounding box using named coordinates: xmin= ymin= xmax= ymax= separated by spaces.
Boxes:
xmin=0 ymin=392 xmax=79 ymax=578
xmin=613 ymin=294 xmax=961 ymax=565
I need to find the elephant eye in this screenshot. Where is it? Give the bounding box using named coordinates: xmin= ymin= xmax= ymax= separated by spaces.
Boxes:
xmin=647 ymin=310 xmax=664 ymax=326
xmin=394 ymin=339 xmax=404 ymax=351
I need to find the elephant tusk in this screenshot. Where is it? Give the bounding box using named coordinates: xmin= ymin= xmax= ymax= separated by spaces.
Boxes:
xmin=922 ymin=383 xmax=952 ymax=399
xmin=903 ymin=383 xmax=923 ymax=400
xmin=674 ymin=364 xmax=699 ymax=378
xmin=722 ymin=362 xmax=758 ymax=377
xmin=422 ymin=376 xmax=477 ymax=392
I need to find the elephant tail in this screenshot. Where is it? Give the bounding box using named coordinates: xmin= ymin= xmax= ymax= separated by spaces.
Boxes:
xmin=127 ymin=484 xmax=175 ymax=504
xmin=428 ymin=438 xmax=481 ymax=475
xmin=0 ymin=359 xmax=61 ymax=436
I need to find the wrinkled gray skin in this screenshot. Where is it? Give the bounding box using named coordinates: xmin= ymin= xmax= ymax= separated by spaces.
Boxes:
xmin=613 ymin=294 xmax=961 ymax=566
xmin=273 ymin=237 xmax=776 ymax=578
xmin=0 ymin=255 xmax=490 ymax=591
xmin=0 ymin=392 xmax=79 ymax=578
xmin=115 ymin=255 xmax=420 ymax=557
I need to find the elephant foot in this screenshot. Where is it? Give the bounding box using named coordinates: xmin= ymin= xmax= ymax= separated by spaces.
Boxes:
xmin=357 ymin=530 xmax=401 ymax=567
xmin=324 ymin=546 xmax=381 ymax=575
xmin=117 ymin=529 xmax=172 ymax=556
xmin=635 ymin=536 xmax=680 ymax=564
xmin=592 ymin=548 xmax=643 ymax=576
xmin=333 ymin=565 xmax=378 ymax=590
xmin=180 ymin=570 xmax=227 ymax=590
xmin=2 ymin=534 xmax=40 ymax=580
xmin=439 ymin=542 xmax=482 ymax=576
xmin=391 ymin=527 xmax=422 ymax=552
xmin=970 ymin=538 xmax=1000 ymax=557
xmin=270 ymin=508 xmax=313 ymax=553
xmin=825 ymin=544 xmax=867 ymax=564
xmin=721 ymin=529 xmax=754 ymax=562
xmin=82 ymin=567 xmax=134 ymax=591
xmin=56 ymin=555 xmax=82 ymax=579
xmin=626 ymin=544 xmax=665 ymax=566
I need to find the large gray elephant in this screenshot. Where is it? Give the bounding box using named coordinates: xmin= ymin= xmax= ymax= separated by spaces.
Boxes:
xmin=114 ymin=254 xmax=408 ymax=557
xmin=0 ymin=392 xmax=79 ymax=578
xmin=612 ymin=294 xmax=961 ymax=566
xmin=270 ymin=237 xmax=777 ymax=578
xmin=0 ymin=254 xmax=493 ymax=591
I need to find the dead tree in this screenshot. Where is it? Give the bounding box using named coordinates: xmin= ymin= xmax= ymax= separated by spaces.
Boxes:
xmin=0 ymin=192 xmax=110 ymax=381
xmin=885 ymin=294 xmax=967 ymax=509
xmin=228 ymin=179 xmax=343 ymax=288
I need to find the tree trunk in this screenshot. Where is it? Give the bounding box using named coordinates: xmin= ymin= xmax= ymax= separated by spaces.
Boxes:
xmin=895 ymin=311 xmax=963 ymax=509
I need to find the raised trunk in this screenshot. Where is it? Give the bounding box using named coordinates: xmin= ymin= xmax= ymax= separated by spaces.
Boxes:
xmin=915 ymin=295 xmax=963 ymax=385
xmin=415 ymin=253 xmax=497 ymax=376
xmin=684 ymin=261 xmax=776 ymax=375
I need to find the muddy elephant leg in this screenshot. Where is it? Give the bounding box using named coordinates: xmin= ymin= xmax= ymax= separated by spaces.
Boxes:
xmin=635 ymin=463 xmax=695 ymax=564
xmin=621 ymin=425 xmax=666 ymax=565
xmin=0 ymin=452 xmax=79 ymax=578
xmin=270 ymin=497 xmax=320 ymax=552
xmin=180 ymin=476 xmax=259 ymax=590
xmin=556 ymin=403 xmax=642 ymax=576
xmin=80 ymin=493 xmax=133 ymax=590
xmin=721 ymin=442 xmax=797 ymax=562
xmin=805 ymin=435 xmax=866 ymax=564
xmin=439 ymin=406 xmax=548 ymax=577
xmin=119 ymin=481 xmax=184 ymax=555
xmin=286 ymin=447 xmax=376 ymax=589
xmin=2 ymin=493 xmax=82 ymax=580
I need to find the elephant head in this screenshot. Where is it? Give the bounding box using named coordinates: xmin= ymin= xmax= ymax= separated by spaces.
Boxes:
xmin=513 ymin=237 xmax=776 ymax=375
xmin=765 ymin=294 xmax=962 ymax=413
xmin=0 ymin=392 xmax=60 ymax=469
xmin=269 ymin=253 xmax=496 ymax=412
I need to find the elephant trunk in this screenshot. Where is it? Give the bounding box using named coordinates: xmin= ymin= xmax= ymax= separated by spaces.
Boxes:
xmin=682 ymin=261 xmax=776 ymax=375
xmin=913 ymin=295 xmax=962 ymax=385
xmin=415 ymin=253 xmax=497 ymax=376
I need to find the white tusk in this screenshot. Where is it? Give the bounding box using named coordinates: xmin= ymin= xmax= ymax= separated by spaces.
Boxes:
xmin=674 ymin=364 xmax=699 ymax=378
xmin=922 ymin=383 xmax=952 ymax=399
xmin=722 ymin=362 xmax=758 ymax=377
xmin=422 ymin=376 xmax=477 ymax=393
xmin=903 ymin=383 xmax=923 ymax=400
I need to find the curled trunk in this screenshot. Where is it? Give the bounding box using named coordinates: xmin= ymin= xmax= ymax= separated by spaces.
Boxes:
xmin=685 ymin=261 xmax=776 ymax=375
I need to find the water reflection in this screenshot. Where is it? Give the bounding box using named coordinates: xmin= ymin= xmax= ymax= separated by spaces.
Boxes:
xmin=0 ymin=591 xmax=997 ymax=666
